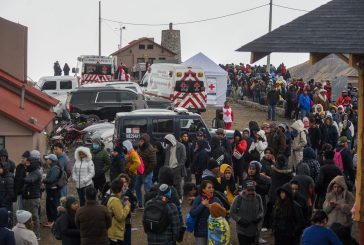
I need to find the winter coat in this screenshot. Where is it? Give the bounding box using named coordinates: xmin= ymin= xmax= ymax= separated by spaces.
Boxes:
xmin=267 ymin=90 xmax=280 ymax=105
xmin=191 ymin=141 xmax=210 ymax=174
xmin=110 ymin=154 xmax=127 ymax=181
xmin=323 ymin=176 xmax=354 ymax=227
xmin=210 ymin=136 xmax=229 ymax=165
xmin=208 ymin=216 xmax=230 ymax=245
xmin=12 ymin=223 xmax=38 ymax=245
xmin=315 ymin=160 xmax=342 ymax=197
xmin=339 ymin=120 xmax=354 ymax=142
xmin=268 ymin=165 xmax=293 ymax=202
xmin=0 ymin=163 xmax=14 ymax=210
xmin=107 ymin=195 xmax=130 ymax=241
xmin=0 ymin=149 xmax=15 ymax=174
xmin=308 ymin=127 xmax=321 ymax=151
xmin=291 ymin=174 xmax=315 ymax=207
xmin=75 ymin=200 xmax=112 ymax=245
xmin=190 ymin=195 xmax=222 ymax=238
xmin=243 ymin=161 xmax=271 ymax=197
xmin=59 ymin=210 xmax=81 ymax=245
xmin=290 ymin=120 xmax=307 ymax=168
xmin=164 ymin=135 xmax=186 ymax=169
xmin=267 ymin=129 xmax=286 ymax=157
xmin=248 ymin=130 xmax=268 ymax=160
xmin=298 ymin=93 xmax=311 ymax=111
xmin=230 ymin=193 xmax=263 ymax=237
xmin=336 ymin=145 xmax=355 ymax=184
xmin=138 ymin=134 xmax=157 ymax=176
xmin=313 ymin=93 xmax=330 ymax=111
xmin=91 ymin=147 xmax=111 ymax=178
xmin=123 ymin=140 xmax=141 ymax=176
xmin=0 ymin=208 xmax=15 ymax=244
xmin=181 ymin=140 xmax=194 ymax=168
xmin=201 ymin=169 xmax=224 ymax=193
xmin=23 ymin=160 xmax=41 ymax=200
xmin=321 ymin=117 xmax=339 ymax=148
xmin=43 ymin=161 xmax=61 ymax=190
xmin=72 ymin=147 xmax=95 ymax=189
xmin=14 ymin=164 xmax=26 ymax=196
xmin=302 ymin=225 xmax=343 ymax=245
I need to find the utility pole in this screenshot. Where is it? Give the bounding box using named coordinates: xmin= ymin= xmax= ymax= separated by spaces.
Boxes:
xmin=266 ymin=0 xmax=273 ymax=73
xmin=98 ymin=1 xmax=101 ymax=56
xmin=118 ymin=25 xmax=126 ymax=49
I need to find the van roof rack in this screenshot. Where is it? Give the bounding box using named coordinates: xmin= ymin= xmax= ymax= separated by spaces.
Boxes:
xmin=173 ymin=107 xmax=189 ymax=115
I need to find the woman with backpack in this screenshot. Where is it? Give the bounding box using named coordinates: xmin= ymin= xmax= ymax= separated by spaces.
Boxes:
xmin=189 ymin=180 xmax=222 ymax=245
xmin=58 ymin=196 xmax=81 ymax=245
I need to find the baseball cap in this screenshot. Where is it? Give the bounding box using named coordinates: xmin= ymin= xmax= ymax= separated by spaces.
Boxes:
xmin=44 ymin=154 xmax=58 ymax=161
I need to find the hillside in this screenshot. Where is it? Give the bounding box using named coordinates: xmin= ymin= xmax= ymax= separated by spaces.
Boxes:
xmin=289 ymin=54 xmax=357 ymax=81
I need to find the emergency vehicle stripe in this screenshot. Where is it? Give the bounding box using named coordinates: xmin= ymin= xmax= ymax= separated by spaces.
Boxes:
xmin=191 ymin=93 xmax=205 ymax=108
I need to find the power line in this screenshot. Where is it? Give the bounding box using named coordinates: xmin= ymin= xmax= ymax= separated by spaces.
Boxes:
xmin=273 ymin=3 xmax=309 ymax=12
xmin=102 ymin=3 xmax=269 ymax=27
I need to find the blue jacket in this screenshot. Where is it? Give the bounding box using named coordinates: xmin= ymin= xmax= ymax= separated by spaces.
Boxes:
xmin=57 ymin=152 xmax=71 ymax=176
xmin=43 ymin=162 xmax=61 ymax=189
xmin=302 ymin=225 xmax=343 ymax=245
xmin=299 ymin=94 xmax=311 ymax=110
xmin=190 ymin=195 xmax=221 ymax=238
xmin=0 ymin=208 xmax=15 ymax=244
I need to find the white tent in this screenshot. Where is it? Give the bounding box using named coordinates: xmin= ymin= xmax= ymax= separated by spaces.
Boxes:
xmin=183 ymin=52 xmax=227 ymax=106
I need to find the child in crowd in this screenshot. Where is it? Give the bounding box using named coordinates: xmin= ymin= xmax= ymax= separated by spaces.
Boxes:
xmin=208 ymin=202 xmax=230 ymax=245
xmin=217 ymin=164 xmax=236 ymax=204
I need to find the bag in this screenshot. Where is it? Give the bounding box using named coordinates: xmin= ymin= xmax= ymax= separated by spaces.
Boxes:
xmin=51 ymin=215 xmax=63 ymax=240
xmin=101 ymin=192 xmax=111 ymax=206
xmin=233 ymin=148 xmax=243 ymax=160
xmin=186 ymin=213 xmax=196 ymax=233
xmin=137 ymin=153 xmax=145 ymax=175
xmin=56 ymin=164 xmax=68 ymax=188
xmin=143 ymin=197 xmax=169 ymax=233
xmin=333 ymin=148 xmax=344 ymax=172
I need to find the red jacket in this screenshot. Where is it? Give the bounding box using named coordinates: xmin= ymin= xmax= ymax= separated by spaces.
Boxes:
xmin=336 ymin=96 xmax=351 ymax=107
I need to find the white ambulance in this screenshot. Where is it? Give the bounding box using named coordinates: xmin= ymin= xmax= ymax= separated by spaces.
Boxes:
xmin=140 ymin=64 xmax=207 ymax=112
xmin=74 ymin=55 xmax=115 ymax=85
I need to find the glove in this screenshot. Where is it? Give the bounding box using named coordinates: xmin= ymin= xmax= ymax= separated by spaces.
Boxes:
xmin=238 ymin=219 xmax=249 ymax=227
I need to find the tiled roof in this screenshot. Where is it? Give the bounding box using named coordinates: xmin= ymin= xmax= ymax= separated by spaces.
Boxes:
xmin=236 ymin=0 xmax=364 ymax=55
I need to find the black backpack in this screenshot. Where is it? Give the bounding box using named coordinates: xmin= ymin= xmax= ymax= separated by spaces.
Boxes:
xmin=51 ymin=214 xmax=63 ymax=240
xmin=55 ymin=164 xmax=67 ymax=188
xmin=143 ymin=197 xmax=170 ymax=233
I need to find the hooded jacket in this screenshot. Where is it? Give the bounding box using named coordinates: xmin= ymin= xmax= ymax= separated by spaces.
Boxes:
xmin=298 ymin=147 xmax=321 ymax=183
xmin=0 ymin=162 xmax=14 ymax=210
xmin=268 ymin=162 xmax=293 ymax=202
xmin=23 ymin=158 xmax=42 ymax=200
xmin=0 ymin=208 xmax=15 ymax=244
xmin=323 ymin=176 xmax=354 ymax=227
xmin=59 ymin=207 xmax=81 ymax=245
xmin=12 ymin=222 xmax=38 ymax=245
xmin=210 ymin=136 xmax=229 ymax=165
xmin=191 ymin=140 xmax=210 ymax=174
xmin=291 ymin=120 xmax=307 ymax=152
xmin=267 ymin=128 xmax=286 ymax=157
xmin=0 ymin=149 xmax=15 ymax=174
xmin=91 ymin=139 xmax=111 ymax=178
xmin=249 ymin=130 xmax=268 ymax=160
xmin=244 ymin=161 xmax=271 ymax=197
xmin=164 ymin=134 xmax=186 ymax=169
xmin=321 ymin=116 xmax=339 ymax=148
xmin=72 ymin=147 xmax=95 ymax=189
xmin=138 ymin=134 xmax=157 ymax=176
xmin=122 ymin=140 xmax=141 ymax=176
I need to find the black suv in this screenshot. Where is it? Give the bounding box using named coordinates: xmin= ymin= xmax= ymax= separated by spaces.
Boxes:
xmin=67 ymin=87 xmax=147 ymax=121
xmin=114 ymin=108 xmax=211 ymax=145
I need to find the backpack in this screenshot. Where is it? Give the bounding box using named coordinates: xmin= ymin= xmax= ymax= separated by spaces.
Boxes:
xmin=137 ymin=153 xmax=145 ymax=175
xmin=143 ymin=197 xmax=170 ymax=233
xmin=51 ymin=214 xmax=63 ymax=240
xmin=333 ymin=148 xmax=345 ymax=172
xmin=55 ymin=164 xmax=68 ymax=188
xmin=186 ymin=213 xmax=196 ymax=233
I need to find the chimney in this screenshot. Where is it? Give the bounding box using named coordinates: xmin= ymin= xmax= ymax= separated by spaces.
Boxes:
xmin=169 ymin=23 xmax=173 ymax=30
xmin=20 ymin=85 xmax=25 ymax=109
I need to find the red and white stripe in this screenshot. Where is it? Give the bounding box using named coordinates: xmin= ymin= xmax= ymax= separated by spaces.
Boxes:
xmin=81 ymin=74 xmax=112 ymax=84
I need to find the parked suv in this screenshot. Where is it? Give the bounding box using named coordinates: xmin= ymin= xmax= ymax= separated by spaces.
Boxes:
xmin=114 ymin=108 xmax=211 ymax=145
xmin=66 ymin=87 xmax=147 ymax=121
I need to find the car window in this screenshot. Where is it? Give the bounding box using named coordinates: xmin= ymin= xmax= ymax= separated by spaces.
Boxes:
xmin=70 ymin=92 xmax=93 ymax=104
xmin=125 ymin=86 xmax=137 ymax=92
xmin=153 ymin=119 xmax=173 ymax=133
xmin=180 ymin=118 xmax=206 ymax=132
xmin=122 ymin=119 xmax=148 ymax=142
xmin=42 ymin=81 xmax=56 ymax=90
xmin=60 ymin=80 xmax=72 ymax=89
xmin=96 ymin=92 xmax=119 ymax=102
xmin=120 ymin=91 xmax=138 ymax=100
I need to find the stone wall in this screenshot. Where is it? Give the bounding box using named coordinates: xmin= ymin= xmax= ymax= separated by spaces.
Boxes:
xmin=161 ymin=28 xmax=181 ymax=63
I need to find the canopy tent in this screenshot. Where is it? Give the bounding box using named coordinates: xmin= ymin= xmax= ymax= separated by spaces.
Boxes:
xmin=183 ymin=52 xmax=227 ymax=106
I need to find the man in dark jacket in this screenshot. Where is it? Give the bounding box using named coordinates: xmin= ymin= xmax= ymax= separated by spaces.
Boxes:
xmin=42 ymin=154 xmax=61 ymax=227
xmin=335 ymin=136 xmax=354 ymax=190
xmin=215 ymin=128 xmax=232 ymax=160
xmin=63 ymin=63 xmax=70 ymax=76
xmin=0 ymin=148 xmax=16 ymax=174
xmin=23 ymin=157 xmax=42 ymax=239
xmin=191 ymin=140 xmax=210 ymax=185
xmin=0 ymin=207 xmax=15 ymax=244
xmin=315 ymin=150 xmax=342 ymax=209
xmin=53 ymin=143 xmax=70 ymax=197
xmin=210 ymin=136 xmax=230 ymax=165
xmin=110 ymin=146 xmax=127 ymax=181
xmin=266 ymin=84 xmax=280 ymax=121
xmin=91 ymin=138 xmax=111 ymax=193
xmin=136 ymin=134 xmax=157 ymax=207
xmin=180 ymin=132 xmax=194 ymax=182
xmin=320 ymin=116 xmax=339 ymax=149
xmin=212 ymin=109 xmax=225 ymax=129
xmin=0 ymin=161 xmax=14 ymax=228
xmin=14 ymin=151 xmax=28 ymax=211
xmin=266 ymin=123 xmax=286 ymax=158
xmin=75 ymin=187 xmax=111 ymax=245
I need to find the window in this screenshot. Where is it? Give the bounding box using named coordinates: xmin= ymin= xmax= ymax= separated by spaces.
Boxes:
xmin=96 ymin=92 xmax=119 ymax=102
xmin=120 ymin=91 xmax=137 ymax=101
xmin=180 ymin=118 xmax=206 ymax=133
xmin=137 ymin=58 xmax=145 ymax=63
xmin=70 ymin=92 xmax=93 ymax=104
xmin=42 ymin=81 xmax=56 ymax=90
xmin=147 ymin=44 xmax=154 ymax=50
xmin=159 ymin=57 xmax=166 ymax=60
xmin=60 ymin=80 xmax=72 ymax=89
xmin=122 ymin=119 xmax=148 ymax=142
xmin=0 ymin=136 xmax=4 ymax=150
xmin=153 ymin=119 xmax=173 ymax=133
xmin=139 ymin=44 xmax=145 ymax=49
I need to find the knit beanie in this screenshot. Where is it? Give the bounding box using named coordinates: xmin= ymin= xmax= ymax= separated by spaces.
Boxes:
xmin=16 ymin=210 xmax=32 ymax=224
xmin=159 ymin=184 xmax=171 ymax=198
xmin=209 ymin=202 xmax=226 ymax=218
xmin=66 ymin=196 xmax=77 ymax=209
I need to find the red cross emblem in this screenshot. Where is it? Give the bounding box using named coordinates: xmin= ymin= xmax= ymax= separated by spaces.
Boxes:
xmin=208 ymin=83 xmax=215 ymax=90
xmin=224 ymin=110 xmax=231 ymax=117
xmin=194 ymin=83 xmax=200 ymax=89
xmin=181 ymin=82 xmax=187 ymax=89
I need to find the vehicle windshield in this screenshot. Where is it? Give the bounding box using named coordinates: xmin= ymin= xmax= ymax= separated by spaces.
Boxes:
xmin=84 ymin=64 xmax=112 ymax=75
xmin=175 ymin=80 xmax=205 ymax=93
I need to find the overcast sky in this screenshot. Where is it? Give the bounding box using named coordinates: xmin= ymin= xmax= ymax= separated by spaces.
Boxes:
xmin=1 ymin=0 xmax=330 ymax=81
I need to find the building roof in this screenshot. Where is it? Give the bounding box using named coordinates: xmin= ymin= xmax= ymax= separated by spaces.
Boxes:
xmin=111 ymin=37 xmax=177 ymax=56
xmin=0 ymin=69 xmax=58 ymax=133
xmin=236 ymin=0 xmax=364 ymax=60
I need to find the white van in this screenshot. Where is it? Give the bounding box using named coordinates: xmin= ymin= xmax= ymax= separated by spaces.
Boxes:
xmin=140 ymin=64 xmax=207 ymax=112
xmin=37 ymin=76 xmax=79 ymax=96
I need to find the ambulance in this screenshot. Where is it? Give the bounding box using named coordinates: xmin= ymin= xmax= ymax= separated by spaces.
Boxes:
xmin=74 ymin=55 xmax=115 ymax=84
xmin=140 ymin=63 xmax=207 ymax=112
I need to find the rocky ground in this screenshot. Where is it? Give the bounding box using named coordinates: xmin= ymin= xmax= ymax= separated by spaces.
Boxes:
xmin=39 ymin=102 xmax=285 ymax=245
